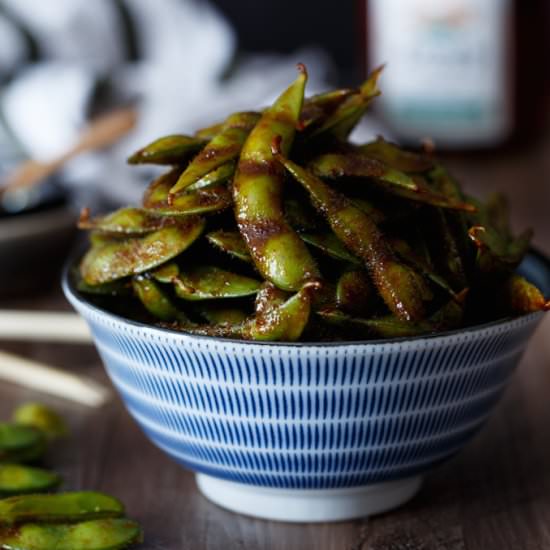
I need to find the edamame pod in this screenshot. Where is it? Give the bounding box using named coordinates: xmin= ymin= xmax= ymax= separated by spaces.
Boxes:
xmin=185 ymin=161 xmax=236 ymax=192
xmin=0 ymin=492 xmax=124 ymax=526
xmin=80 ymin=218 xmax=205 ymax=284
xmin=206 ymin=231 xmax=252 ymax=263
xmin=233 ymin=64 xmax=320 ymax=291
xmin=169 ymin=112 xmax=260 ymax=194
xmin=308 ymin=153 xmax=418 ymax=191
xmin=336 ymin=270 xmax=375 ymax=316
xmin=309 ymin=66 xmax=383 ymax=139
xmin=172 ymin=266 xmax=261 ymax=300
xmin=79 ymin=207 xmax=175 ymax=235
xmin=0 ymin=425 xmax=44 ymax=464
xmin=128 ymin=134 xmax=205 ymax=165
xmin=243 ymin=281 xmax=320 ymax=341
xmin=499 ymin=275 xmax=550 ymax=314
xmin=143 ymin=170 xmax=231 ymax=216
xmin=132 ymin=277 xmax=186 ymax=322
xmin=273 ymin=140 xmax=429 ymax=321
xmin=0 ymin=518 xmax=142 ymax=550
xmin=0 ymin=464 xmax=61 ymax=497
xmin=358 ymin=137 xmax=433 ymax=173
xmin=13 ymin=404 xmax=67 ymax=440
xmin=301 ymin=232 xmax=361 ymax=265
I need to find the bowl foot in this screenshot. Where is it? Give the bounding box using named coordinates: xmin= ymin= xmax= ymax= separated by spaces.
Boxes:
xmin=196 ymin=474 xmax=422 ymax=523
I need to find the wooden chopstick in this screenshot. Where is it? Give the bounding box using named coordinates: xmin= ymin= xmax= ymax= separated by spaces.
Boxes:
xmin=0 ymin=350 xmax=111 ymax=407
xmin=0 ymin=310 xmax=92 ymax=343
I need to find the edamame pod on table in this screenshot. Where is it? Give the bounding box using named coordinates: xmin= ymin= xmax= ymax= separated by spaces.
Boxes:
xmin=0 ymin=518 xmax=142 ymax=550
xmin=172 ymin=266 xmax=261 ymax=300
xmin=0 ymin=492 xmax=124 ymax=526
xmin=233 ymin=64 xmax=320 ymax=291
xmin=127 ymin=134 xmax=205 ymax=165
xmin=0 ymin=464 xmax=61 ymax=497
xmin=206 ymin=231 xmax=252 ymax=263
xmin=80 ymin=217 xmax=205 ymax=285
xmin=0 ymin=424 xmax=45 ymax=464
xmin=273 ymin=139 xmax=430 ymax=322
xmin=169 ymin=112 xmax=260 ymax=195
xmin=13 ymin=404 xmax=67 ymax=440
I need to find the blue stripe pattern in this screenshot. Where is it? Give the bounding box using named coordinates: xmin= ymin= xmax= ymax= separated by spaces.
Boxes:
xmin=68 ymin=289 xmax=543 ymax=489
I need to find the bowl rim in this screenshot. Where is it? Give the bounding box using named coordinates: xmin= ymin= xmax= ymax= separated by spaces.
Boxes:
xmin=62 ymin=248 xmax=550 ymax=348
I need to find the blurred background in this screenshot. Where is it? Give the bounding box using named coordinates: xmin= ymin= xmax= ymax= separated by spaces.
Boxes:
xmin=0 ymin=0 xmax=549 ymax=295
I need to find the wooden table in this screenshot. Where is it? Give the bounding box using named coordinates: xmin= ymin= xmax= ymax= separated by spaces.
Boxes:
xmin=1 ymin=140 xmax=550 ymax=549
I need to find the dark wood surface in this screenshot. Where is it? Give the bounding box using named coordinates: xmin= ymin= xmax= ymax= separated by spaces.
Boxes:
xmin=1 ymin=139 xmax=550 ymax=549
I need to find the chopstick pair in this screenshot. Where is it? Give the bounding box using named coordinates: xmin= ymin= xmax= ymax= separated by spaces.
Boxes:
xmin=0 ymin=310 xmax=110 ymax=407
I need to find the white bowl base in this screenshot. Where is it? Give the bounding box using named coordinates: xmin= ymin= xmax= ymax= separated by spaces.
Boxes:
xmin=196 ymin=474 xmax=422 ymax=523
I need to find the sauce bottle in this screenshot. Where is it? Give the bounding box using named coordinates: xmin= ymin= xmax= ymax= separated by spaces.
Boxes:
xmin=358 ymin=0 xmax=550 ymax=150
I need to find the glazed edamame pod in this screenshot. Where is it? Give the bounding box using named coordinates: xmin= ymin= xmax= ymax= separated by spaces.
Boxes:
xmin=13 ymin=404 xmax=67 ymax=440
xmin=76 ymin=277 xmax=129 ymax=296
xmin=389 ymin=238 xmax=455 ymax=296
xmin=468 ymin=225 xmax=533 ymax=275
xmin=309 ymin=66 xmax=383 ymax=139
xmin=79 ymin=207 xmax=176 ymax=235
xmin=358 ymin=137 xmax=433 ymax=173
xmin=127 ymin=134 xmax=205 ymax=165
xmin=284 ymin=198 xmax=321 ymax=232
xmin=0 ymin=424 xmax=44 ymax=464
xmin=0 ymin=464 xmax=61 ymax=497
xmin=206 ymin=230 xmax=252 ymax=262
xmin=0 ymin=518 xmax=142 ymax=550
xmin=143 ymin=170 xmax=231 ymax=216
xmin=254 ymin=283 xmax=289 ymax=315
xmin=132 ymin=277 xmax=186 ymax=322
xmin=233 ymin=64 xmax=320 ymax=291
xmin=336 ymin=270 xmax=375 ymax=316
xmin=195 ymin=121 xmax=226 ymax=140
xmin=243 ymin=281 xmax=320 ymax=341
xmin=80 ymin=217 xmax=205 ymax=285
xmin=499 ymin=275 xmax=550 ymax=314
xmin=348 ymin=198 xmax=386 ymax=225
xmin=299 ymin=88 xmax=356 ymax=130
xmin=319 ymin=293 xmax=464 ymax=338
xmin=308 ymin=153 xmax=418 ymax=191
xmin=172 ymin=266 xmax=261 ymax=300
xmin=273 ymin=140 xmax=429 ymax=322
xmin=169 ymin=112 xmax=260 ymax=195
xmin=195 ymin=305 xmax=248 ymax=325
xmin=150 ymin=262 xmax=179 ymax=283
xmin=0 ymin=492 xmax=124 ymax=526
xmin=185 ymin=161 xmax=236 ymax=192
xmin=301 ymin=232 xmax=361 ymax=265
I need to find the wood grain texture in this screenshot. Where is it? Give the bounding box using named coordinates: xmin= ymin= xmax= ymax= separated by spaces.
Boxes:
xmin=1 ymin=142 xmax=550 ymax=549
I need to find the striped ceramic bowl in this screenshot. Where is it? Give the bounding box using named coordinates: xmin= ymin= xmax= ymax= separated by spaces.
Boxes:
xmin=63 ymin=251 xmax=550 ymax=522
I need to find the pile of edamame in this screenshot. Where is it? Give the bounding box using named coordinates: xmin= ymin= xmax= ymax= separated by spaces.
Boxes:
xmin=77 ymin=65 xmax=548 ymax=342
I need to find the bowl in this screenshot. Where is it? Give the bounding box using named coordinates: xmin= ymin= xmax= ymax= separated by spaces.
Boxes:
xmin=63 ymin=250 xmax=550 ymax=522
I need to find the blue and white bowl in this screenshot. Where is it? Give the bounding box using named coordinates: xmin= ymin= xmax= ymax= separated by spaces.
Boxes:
xmin=63 ymin=251 xmax=550 ymax=522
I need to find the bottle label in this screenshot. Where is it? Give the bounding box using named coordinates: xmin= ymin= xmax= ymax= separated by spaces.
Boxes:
xmin=368 ymin=0 xmax=512 ymax=147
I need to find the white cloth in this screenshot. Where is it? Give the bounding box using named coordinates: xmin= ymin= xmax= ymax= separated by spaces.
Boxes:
xmin=0 ymin=0 xmax=341 ymax=203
